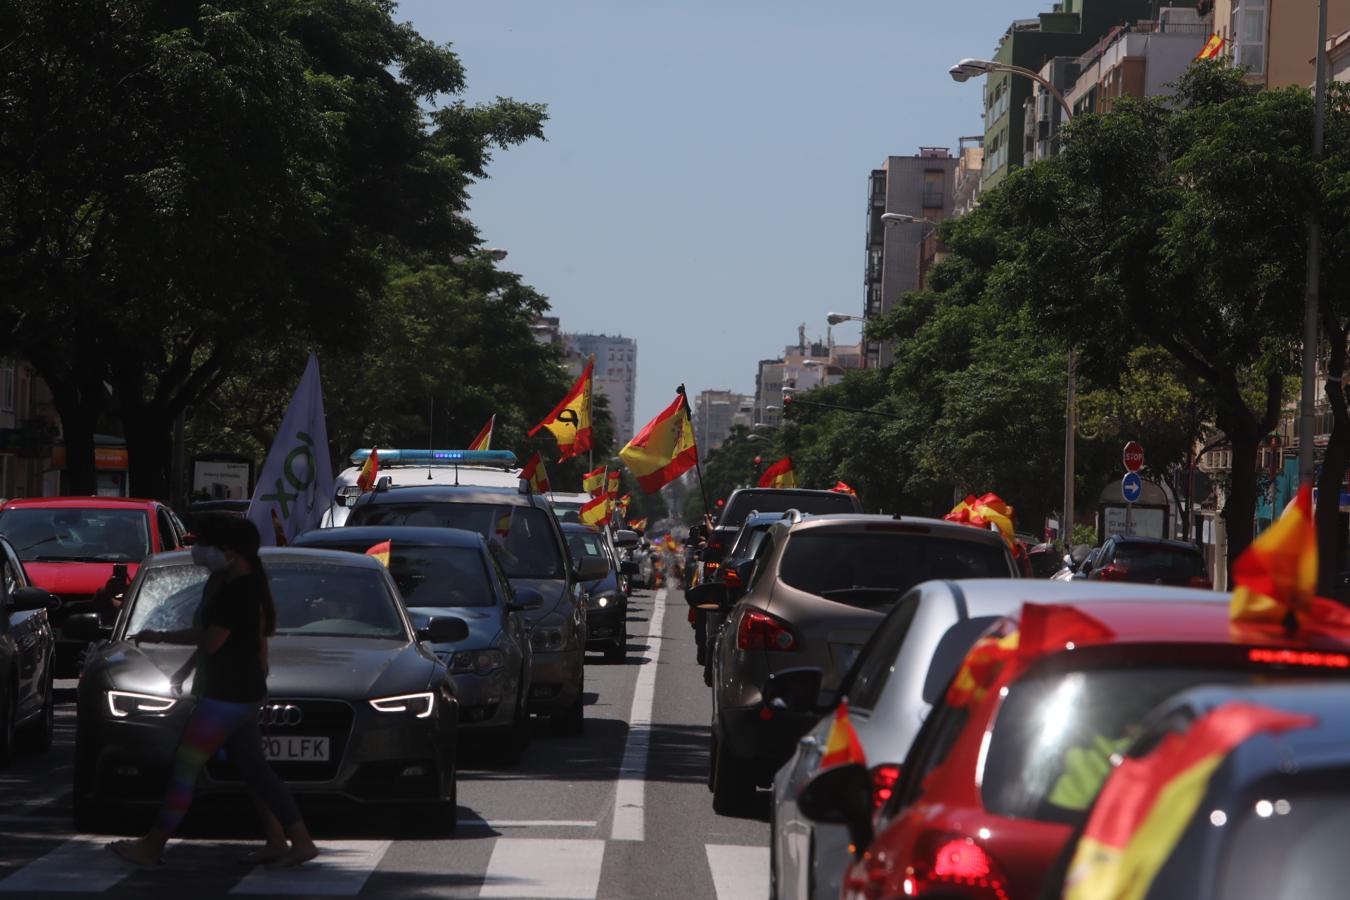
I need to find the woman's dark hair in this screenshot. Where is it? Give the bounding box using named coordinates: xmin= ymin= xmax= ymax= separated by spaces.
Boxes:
xmin=211 ymin=517 xmax=277 ymax=637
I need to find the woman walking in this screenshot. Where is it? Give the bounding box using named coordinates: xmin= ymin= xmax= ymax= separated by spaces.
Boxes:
xmin=110 ymin=517 xmax=317 ymax=868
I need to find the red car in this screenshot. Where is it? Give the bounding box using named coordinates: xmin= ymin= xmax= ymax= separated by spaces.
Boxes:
xmin=0 ymin=497 xmax=190 ymax=670
xmin=798 ymin=592 xmax=1350 ymax=900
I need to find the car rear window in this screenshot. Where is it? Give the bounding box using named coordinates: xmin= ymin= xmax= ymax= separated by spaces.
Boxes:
xmin=0 ymin=507 xmax=151 ymax=564
xmin=1215 ymin=781 xmax=1350 ymax=899
xmin=306 ymin=543 xmax=495 ymax=607
xmin=348 ymin=502 xmax=564 ymax=580
xmin=981 ymin=665 xmax=1336 ymax=826
xmin=719 ymin=492 xmax=858 ymax=528
xmin=777 ymin=532 xmax=1011 ymax=608
xmin=1113 ymin=543 xmax=1205 ymax=578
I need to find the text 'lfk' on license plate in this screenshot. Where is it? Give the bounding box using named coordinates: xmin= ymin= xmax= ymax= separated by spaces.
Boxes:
xmin=261 ymin=736 xmax=330 ymax=761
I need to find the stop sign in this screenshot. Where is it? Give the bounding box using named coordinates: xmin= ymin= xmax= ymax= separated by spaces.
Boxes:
xmin=1123 ymin=441 xmax=1144 ymax=472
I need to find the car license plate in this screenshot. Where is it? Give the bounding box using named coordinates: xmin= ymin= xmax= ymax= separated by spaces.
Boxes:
xmin=261 ymin=736 xmax=329 ymax=761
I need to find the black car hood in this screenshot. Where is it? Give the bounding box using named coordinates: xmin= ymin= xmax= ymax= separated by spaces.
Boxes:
xmin=91 ymin=636 xmax=438 ymax=699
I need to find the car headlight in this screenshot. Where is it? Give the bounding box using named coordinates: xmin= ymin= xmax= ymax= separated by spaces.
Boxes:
xmin=530 ymin=612 xmax=568 ymax=652
xmin=106 ymin=690 xmax=178 ymax=718
xmin=369 ymin=692 xmax=434 ymax=718
xmin=588 ymin=591 xmax=621 ymax=609
xmin=448 ymin=649 xmax=505 ymax=675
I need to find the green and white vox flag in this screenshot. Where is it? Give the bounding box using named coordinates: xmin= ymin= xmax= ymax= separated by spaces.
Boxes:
xmin=246 ymin=353 xmax=334 ymax=546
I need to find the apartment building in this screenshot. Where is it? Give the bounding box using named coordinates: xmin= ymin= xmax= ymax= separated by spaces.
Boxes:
xmin=692 ymin=390 xmax=753 ymax=452
xmin=0 ymin=360 xmax=65 ymax=498
xmin=952 ymin=136 xmax=985 ymax=216
xmin=1204 ymin=0 xmax=1350 ymax=87
xmin=753 ymin=332 xmax=857 ymax=427
xmin=563 ymin=333 xmax=638 ymax=444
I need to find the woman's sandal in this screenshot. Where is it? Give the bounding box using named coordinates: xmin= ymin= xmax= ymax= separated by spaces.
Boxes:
xmin=108 ymin=840 xmax=162 ymax=868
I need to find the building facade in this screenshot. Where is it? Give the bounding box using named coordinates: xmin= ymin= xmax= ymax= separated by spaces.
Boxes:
xmin=1063 ymin=10 xmax=1207 ymax=119
xmin=952 ymin=136 xmax=985 ymax=216
xmin=1205 ymin=0 xmax=1350 ymax=88
xmin=0 ymin=360 xmax=63 ymax=498
xmin=692 ymin=390 xmax=753 ymax=452
xmin=563 ymin=333 xmax=638 ymax=444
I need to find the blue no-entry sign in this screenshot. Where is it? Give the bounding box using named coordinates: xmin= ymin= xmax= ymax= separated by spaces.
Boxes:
xmin=1122 ymin=472 xmax=1143 ymax=504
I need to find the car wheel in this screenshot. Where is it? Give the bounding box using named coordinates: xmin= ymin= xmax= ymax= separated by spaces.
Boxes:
xmin=19 ymin=671 xmax=55 ymax=755
xmin=0 ymin=686 xmax=15 ymax=767
xmin=711 ymin=734 xmax=757 ymax=816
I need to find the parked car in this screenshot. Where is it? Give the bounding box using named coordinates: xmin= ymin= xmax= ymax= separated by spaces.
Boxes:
xmin=698 ymin=510 xmax=792 ymax=676
xmin=693 ymin=514 xmax=1018 ymax=815
xmin=700 ymin=488 xmax=864 ymax=579
xmin=70 ymin=547 xmax=466 ymax=831
xmin=291 ymin=526 xmax=536 ymax=757
xmin=324 ymin=448 xmax=521 ymax=527
xmin=1079 ymin=535 xmax=1211 ymax=588
xmin=344 ymin=484 xmax=606 ymax=733
xmin=562 ymin=523 xmax=635 ymax=662
xmin=1046 ymin=681 xmax=1350 ymax=900
xmin=0 ymin=534 xmax=59 ymax=763
xmin=0 ymin=497 xmax=190 ymax=671
xmin=799 ymin=592 xmax=1350 ymax=900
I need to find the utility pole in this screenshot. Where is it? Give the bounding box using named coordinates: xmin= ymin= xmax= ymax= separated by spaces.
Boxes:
xmin=1300 ymin=0 xmax=1329 ymax=485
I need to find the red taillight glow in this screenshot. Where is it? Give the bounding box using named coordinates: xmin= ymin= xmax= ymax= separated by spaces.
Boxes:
xmin=1095 ymin=563 xmax=1128 ymax=581
xmin=911 ymin=833 xmax=1011 ymax=900
xmin=871 ymin=763 xmax=901 ymax=810
xmin=932 ymin=839 xmax=990 ymax=879
xmin=1249 ymin=647 xmax=1350 ymax=668
xmin=737 ymin=609 xmax=798 ymax=651
xmin=723 ymin=567 xmax=741 ymax=587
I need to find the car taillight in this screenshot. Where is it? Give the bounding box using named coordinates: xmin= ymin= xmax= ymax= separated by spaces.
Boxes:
xmin=723 ymin=567 xmax=742 ymax=587
xmin=871 ymin=763 xmax=901 ymax=810
xmin=1095 ymin=563 xmax=1128 ymax=581
xmin=1189 ymin=575 xmax=1213 ymax=588
xmin=737 ymin=609 xmax=798 ymax=651
xmin=706 ymin=539 xmax=726 ymax=562
xmin=905 ymin=832 xmax=1010 ymax=899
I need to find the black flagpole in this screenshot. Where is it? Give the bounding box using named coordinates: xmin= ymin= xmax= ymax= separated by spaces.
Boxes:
xmin=678 ymin=384 xmax=713 ymax=521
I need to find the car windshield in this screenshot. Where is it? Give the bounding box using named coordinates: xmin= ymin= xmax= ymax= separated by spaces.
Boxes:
xmin=981 ymin=665 xmax=1311 ymax=826
xmin=124 ymin=562 xmax=407 ymax=640
xmin=1114 ymin=543 xmax=1206 ymax=578
xmin=308 ymin=543 xmax=495 ymax=607
xmin=566 ymin=531 xmax=611 ymax=566
xmin=347 ymin=502 xmax=565 ymax=579
xmin=777 ymin=531 xmax=1011 ymax=608
xmin=719 ymin=492 xmax=857 ymax=528
xmin=1214 ymin=783 xmax=1350 ymax=899
xmin=0 ymin=507 xmax=152 ymax=564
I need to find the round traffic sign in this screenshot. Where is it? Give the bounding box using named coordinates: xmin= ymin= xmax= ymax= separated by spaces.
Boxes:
xmin=1123 ymin=441 xmax=1144 ymax=473
xmin=1122 ymin=472 xmax=1143 ymax=504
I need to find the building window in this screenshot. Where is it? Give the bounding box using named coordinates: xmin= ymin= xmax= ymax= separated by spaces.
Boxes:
xmin=1230 ymin=0 xmax=1266 ymax=76
xmin=0 ymin=360 xmax=14 ymax=413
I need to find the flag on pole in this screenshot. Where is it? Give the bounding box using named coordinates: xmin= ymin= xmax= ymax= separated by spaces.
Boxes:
xmin=521 ymin=452 xmax=551 ymax=494
xmin=468 ymin=415 xmax=495 ymax=451
xmin=818 ymin=701 xmax=866 ymax=770
xmin=580 ymin=492 xmax=610 ymax=526
xmin=759 ymin=457 xmax=796 ymax=489
xmin=365 ymin=541 xmax=392 ymax=567
xmin=1196 ymin=33 xmax=1225 ymax=60
xmin=247 ymin=353 xmax=335 ymax=547
xmin=619 ymin=388 xmax=699 ymax=493
xmin=356 ymin=446 xmax=380 ymax=492
xmin=629 ymin=516 xmax=648 ymax=532
xmin=606 ymin=471 xmax=620 ymax=499
xmin=529 ymin=356 xmax=594 ymax=461
xmin=583 ymin=465 xmax=606 ymax=496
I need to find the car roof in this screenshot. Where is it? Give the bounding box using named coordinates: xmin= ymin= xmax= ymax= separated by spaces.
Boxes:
xmin=292 ymin=526 xmax=485 ymax=549
xmin=550 ymin=492 xmax=591 ymax=503
xmin=777 ymin=514 xmax=1011 ymax=546
xmin=353 ymin=484 xmax=548 ymax=509
xmin=147 ymin=546 xmax=391 ymax=570
xmin=3 ymin=496 xmax=162 ymax=510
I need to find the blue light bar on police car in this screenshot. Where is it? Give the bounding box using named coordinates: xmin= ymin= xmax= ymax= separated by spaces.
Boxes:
xmin=348 ymin=449 xmax=518 ymax=467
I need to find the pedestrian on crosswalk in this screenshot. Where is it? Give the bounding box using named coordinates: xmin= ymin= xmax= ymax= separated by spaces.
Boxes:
xmin=109 ymin=517 xmax=319 ymax=869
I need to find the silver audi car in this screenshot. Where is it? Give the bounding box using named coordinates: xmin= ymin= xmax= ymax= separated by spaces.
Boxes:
xmin=69 ymin=547 xmax=466 ymax=831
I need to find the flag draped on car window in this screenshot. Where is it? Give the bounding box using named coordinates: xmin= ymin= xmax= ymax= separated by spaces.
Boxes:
xmin=529 ymin=356 xmax=594 ymax=461
xmin=521 ymin=452 xmax=551 ymax=495
xmin=246 ymin=353 xmax=335 ymax=547
xmin=758 ymin=456 xmax=796 ymax=489
xmin=467 ymin=415 xmax=495 ymax=451
xmin=619 ymin=388 xmax=699 ymax=493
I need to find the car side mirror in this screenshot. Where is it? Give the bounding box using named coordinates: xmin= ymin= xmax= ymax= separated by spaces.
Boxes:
xmin=796 ymin=762 xmax=875 ymax=857
xmin=63 ymin=611 xmax=109 ymax=642
xmin=508 ymin=587 xmax=545 ymax=613
xmin=762 ymin=667 xmax=825 ymax=713
xmin=620 ymin=560 xmax=640 ymax=576
xmin=574 ymin=556 xmax=609 ymax=582
xmin=10 ymin=586 xmax=58 ymax=613
xmin=685 ymin=581 xmax=728 ymax=610
xmin=418 ymin=616 xmax=469 ymax=644
xmin=181 ymin=532 xmax=197 ymax=547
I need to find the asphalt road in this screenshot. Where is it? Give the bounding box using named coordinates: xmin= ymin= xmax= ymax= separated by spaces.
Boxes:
xmin=0 ymin=587 xmax=770 ymax=899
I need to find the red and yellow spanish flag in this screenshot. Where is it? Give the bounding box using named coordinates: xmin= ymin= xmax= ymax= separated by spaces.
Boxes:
xmin=831 ymin=481 xmax=856 ymax=495
xmin=356 ymin=447 xmax=380 ymax=492
xmin=495 ymin=508 xmax=513 ymax=538
xmin=468 ymin=415 xmax=494 ymax=451
xmin=1230 ymin=483 xmax=1350 ymax=630
xmin=1064 ymin=702 xmax=1317 ymax=900
xmin=520 ymin=451 xmax=551 ymax=495
xmin=946 ymin=630 xmax=1020 ymax=707
xmin=529 ymin=356 xmax=594 ymax=461
xmin=579 ymin=492 xmax=610 ymax=527
xmin=583 ymin=465 xmax=607 ymax=496
xmin=620 ymin=387 xmax=699 ymax=493
xmin=629 ymin=516 xmax=648 ymax=532
xmin=818 ymin=701 xmax=866 ymax=770
xmin=758 ymin=456 xmax=796 ymax=489
xmin=365 ymin=540 xmax=392 ymax=567
xmin=606 ymin=471 xmax=621 ymax=499
xmin=945 ymin=492 xmax=1016 ymax=547
xmin=1196 ymin=33 xmax=1225 ymax=60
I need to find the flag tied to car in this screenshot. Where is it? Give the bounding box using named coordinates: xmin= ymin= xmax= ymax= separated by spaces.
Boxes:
xmin=818 ymin=701 xmax=866 ymax=770
xmin=831 ymin=481 xmax=856 ymax=495
xmin=1063 ymin=702 xmax=1317 ymax=900
xmin=1229 ymin=483 xmax=1350 ymax=631
xmin=356 ymin=446 xmax=380 ymax=492
xmin=520 ymin=452 xmax=551 ymax=495
xmin=758 ymin=457 xmax=795 ymax=489
xmin=467 ymin=415 xmax=494 ymax=451
xmin=529 ymin=355 xmax=594 ymax=461
xmin=580 ymin=492 xmax=610 ymax=526
xmin=583 ymin=464 xmax=607 ymax=496
xmin=944 ymin=493 xmax=1016 ymax=548
xmin=365 ymin=540 xmax=391 ymax=567
xmin=619 ymin=386 xmax=699 ymax=493
xmin=247 ymin=353 xmax=335 ymax=546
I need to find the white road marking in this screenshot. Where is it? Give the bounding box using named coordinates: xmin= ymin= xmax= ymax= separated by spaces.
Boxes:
xmin=0 ymin=836 xmax=137 ymax=893
xmin=477 ymin=838 xmax=605 ymax=899
xmin=609 ymin=588 xmax=666 ymax=841
xmin=705 ymin=844 xmax=771 ymax=900
xmin=230 ymin=840 xmax=391 ymax=896
xmin=459 ymin=819 xmax=598 ymax=828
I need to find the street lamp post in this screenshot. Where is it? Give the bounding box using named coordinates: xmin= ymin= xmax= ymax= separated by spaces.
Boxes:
xmin=950 ymin=56 xmax=1076 ymax=542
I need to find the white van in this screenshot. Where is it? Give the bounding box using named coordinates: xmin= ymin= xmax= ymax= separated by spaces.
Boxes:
xmin=323 ymin=449 xmax=521 ymax=526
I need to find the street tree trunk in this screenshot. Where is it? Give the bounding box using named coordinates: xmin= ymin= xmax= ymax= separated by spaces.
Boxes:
xmin=1216 ymin=372 xmax=1286 ymax=575
xmin=1317 ymin=328 xmax=1350 ymax=595
xmin=42 ymin=377 xmax=101 ymax=496
xmin=121 ymin=406 xmax=174 ymax=503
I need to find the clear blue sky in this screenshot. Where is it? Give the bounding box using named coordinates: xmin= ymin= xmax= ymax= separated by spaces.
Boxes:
xmin=397 ymin=0 xmax=1040 ymax=426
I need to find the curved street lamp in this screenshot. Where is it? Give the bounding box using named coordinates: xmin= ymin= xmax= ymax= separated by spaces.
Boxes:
xmin=948 ymin=58 xmax=1072 ymax=121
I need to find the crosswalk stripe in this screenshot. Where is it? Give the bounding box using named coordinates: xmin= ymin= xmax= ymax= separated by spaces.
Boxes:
xmin=477 ymin=838 xmax=605 ymax=899
xmin=230 ymin=840 xmax=391 ymax=896
xmin=705 ymin=844 xmax=771 ymax=900
xmin=0 ymin=837 xmax=135 ymax=894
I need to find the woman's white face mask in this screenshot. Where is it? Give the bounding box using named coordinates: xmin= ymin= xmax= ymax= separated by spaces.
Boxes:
xmin=191 ymin=544 xmax=230 ymax=573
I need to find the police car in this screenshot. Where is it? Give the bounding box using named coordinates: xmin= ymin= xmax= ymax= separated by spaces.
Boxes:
xmin=324 ymin=449 xmax=521 ymax=527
